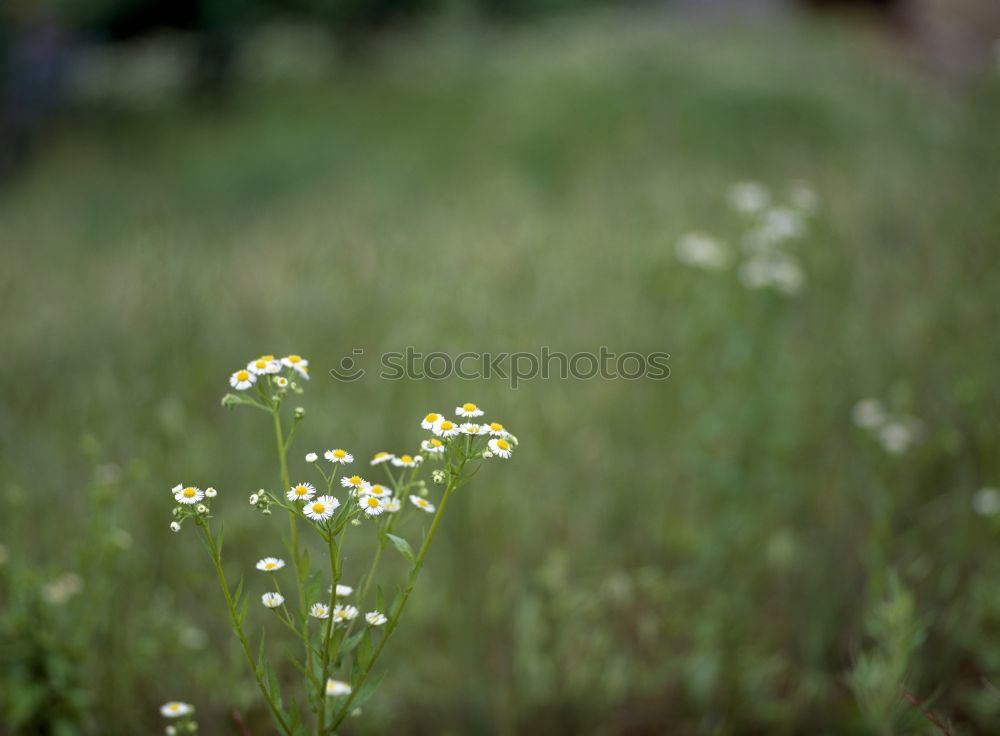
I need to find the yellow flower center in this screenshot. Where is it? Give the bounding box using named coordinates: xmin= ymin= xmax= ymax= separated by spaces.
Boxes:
xmin=425 ymin=413 xmax=439 ymax=422
xmin=370 ymin=485 xmax=384 ymax=493
xmin=496 ymin=439 xmax=510 ymax=450
xmin=333 ymin=450 xmax=346 ymax=458
xmin=295 ymin=485 xmax=308 ymax=495
xmin=374 ymin=451 xmax=390 ymax=459
xmin=400 ymin=455 xmax=413 ymax=463
xmin=287 ymin=354 xmax=301 ymax=363
xmin=440 ymin=421 xmax=454 ymax=431
xmin=366 ymin=497 xmax=380 ymax=507
xmin=312 ymin=503 xmax=326 ymax=513
xmin=490 ymin=423 xmax=503 ymax=431
xmin=236 ymin=370 xmax=249 ymax=381
xmin=265 ymin=562 xmax=276 ymax=569
xmin=349 ymin=475 xmax=362 ymax=485
xmin=462 ymin=403 xmax=477 ymax=412
xmin=255 ymin=360 xmax=267 ymax=369
xmin=183 ymin=487 xmax=196 ymax=498
xmin=417 ymin=498 xmax=427 ymax=507
xmin=260 ymin=355 xmax=274 ymax=360
xmin=430 ymin=439 xmax=442 ymax=447
xmin=167 ymin=704 xmax=180 ymax=712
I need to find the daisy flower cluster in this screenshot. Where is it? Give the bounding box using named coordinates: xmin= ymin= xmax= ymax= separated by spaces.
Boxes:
xmin=851 ymin=397 xmax=924 ymax=455
xmin=171 ymin=358 xmax=519 ymax=735
xmin=675 ymin=180 xmax=819 ymax=296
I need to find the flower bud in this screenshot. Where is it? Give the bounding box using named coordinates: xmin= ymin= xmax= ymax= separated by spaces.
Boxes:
xmin=294 ymin=406 xmax=306 ymax=419
xmin=205 ymin=487 xmax=217 ymax=498
xmin=249 ymin=493 xmax=260 ymax=505
xmin=196 ymin=504 xmax=208 ymax=515
xmin=170 ymin=522 xmax=181 ymax=533
xmin=350 ymin=519 xmax=361 ymax=526
xmin=432 ymin=470 xmax=446 ymax=485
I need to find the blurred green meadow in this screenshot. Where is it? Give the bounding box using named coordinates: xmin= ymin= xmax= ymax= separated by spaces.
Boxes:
xmin=3 ymin=8 xmax=1000 ymax=734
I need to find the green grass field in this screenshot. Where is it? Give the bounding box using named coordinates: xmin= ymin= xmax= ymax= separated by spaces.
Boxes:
xmin=2 ymin=9 xmax=1000 ymax=734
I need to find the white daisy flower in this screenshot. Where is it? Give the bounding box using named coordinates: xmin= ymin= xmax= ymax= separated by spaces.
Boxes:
xmin=728 ymin=181 xmax=770 ymax=214
xmin=170 ymin=521 xmax=181 ymax=533
xmin=456 ymin=402 xmax=484 ymax=417
xmin=391 ymin=453 xmax=421 ymax=467
xmin=460 ymin=422 xmax=485 ymax=435
xmin=262 ymin=592 xmax=284 ymax=608
xmin=303 ymin=496 xmax=340 ymax=522
xmin=488 ymin=438 xmax=513 ymax=459
xmin=333 ymin=604 xmax=359 ymax=623
xmin=484 ymin=422 xmax=509 ymax=437
xmin=248 ymin=357 xmax=281 ymax=375
xmin=256 ymin=557 xmax=285 ymax=572
xmin=173 ymin=485 xmax=204 ymax=505
xmin=409 ymin=495 xmax=435 ymax=513
xmin=675 ymin=232 xmax=729 ymax=270
xmin=851 ymin=399 xmax=886 ymax=429
xmin=878 ymin=421 xmax=914 ymax=455
xmin=340 ymin=475 xmax=371 ymax=494
xmin=309 ymin=602 xmax=330 ymax=619
xmin=421 ymin=412 xmax=444 ymax=429
xmin=384 ymin=498 xmax=401 ymax=512
xmin=305 ymin=452 xmax=318 ymax=463
xmin=229 ymin=369 xmax=255 ymax=390
xmin=365 ymin=610 xmax=388 ymax=626
xmin=364 ymin=483 xmax=392 ymax=498
xmin=281 ymin=354 xmax=309 ymax=370
xmin=370 ymin=451 xmax=394 ymax=465
xmin=160 ymin=702 xmax=194 ymax=718
xmin=204 ymin=487 xmax=217 ymax=498
xmin=359 ymin=495 xmax=386 ymax=517
xmin=421 ymin=438 xmax=446 ymax=455
xmin=287 ymin=482 xmax=317 ymax=503
xmin=973 ymin=487 xmax=1000 ymax=517
xmin=326 ymin=679 xmax=351 ymax=697
xmin=325 ymin=449 xmax=353 ymax=464
xmin=432 ymin=419 xmax=460 ymax=437
xmin=274 ymin=376 xmax=289 ymax=389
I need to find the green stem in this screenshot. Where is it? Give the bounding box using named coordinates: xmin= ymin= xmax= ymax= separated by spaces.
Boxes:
xmin=316 ymin=532 xmax=342 ymax=734
xmin=329 ymin=460 xmax=466 ymax=731
xmin=201 ymin=523 xmax=292 ymax=735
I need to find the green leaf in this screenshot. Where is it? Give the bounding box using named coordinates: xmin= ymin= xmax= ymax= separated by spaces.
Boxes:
xmin=375 ymin=585 xmax=385 ymax=615
xmin=257 ymin=628 xmax=267 ymax=676
xmin=339 ymin=630 xmax=365 ymax=658
xmin=386 ymin=533 xmax=415 ymax=564
xmin=357 ymin=629 xmax=373 ymax=669
xmin=350 ymin=671 xmax=387 ymax=712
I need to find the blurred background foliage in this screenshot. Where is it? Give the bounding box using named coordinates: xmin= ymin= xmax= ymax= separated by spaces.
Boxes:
xmin=2 ymin=0 xmax=1000 ymax=734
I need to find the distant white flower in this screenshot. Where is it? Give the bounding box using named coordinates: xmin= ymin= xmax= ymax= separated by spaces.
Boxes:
xmin=488 ymin=437 xmax=513 ymax=459
xmin=256 ymin=557 xmax=285 ymax=572
xmin=738 ymin=258 xmax=771 ymax=290
xmin=789 ymin=181 xmax=820 ymax=214
xmin=229 ymin=369 xmax=255 ymax=390
xmin=359 ymin=495 xmax=386 ymax=517
xmin=384 ymin=498 xmax=401 ymax=512
xmin=160 ymin=702 xmax=194 ymax=718
xmin=204 ymin=487 xmax=217 ymax=498
xmin=878 ymin=421 xmax=914 ymax=455
xmin=409 ymin=495 xmax=435 ymax=513
xmin=433 ymin=420 xmax=460 ymax=438
xmin=170 ymin=521 xmax=181 ymax=533
xmin=768 ymin=256 xmax=805 ymax=295
xmin=392 ymin=454 xmax=421 ymax=468
xmin=460 ymin=422 xmax=486 ymax=435
xmin=728 ymin=181 xmax=770 ymax=213
xmin=325 ymin=449 xmax=353 ymax=464
xmin=365 ymin=483 xmax=392 ymax=498
xmin=287 ymin=482 xmax=317 ymax=503
xmin=326 ymin=679 xmax=351 ymax=697
xmin=738 ymin=254 xmax=804 ymax=295
xmin=310 ymin=602 xmax=330 ymax=619
xmin=675 ymin=232 xmax=729 ymax=270
xmin=421 ymin=438 xmax=446 ymax=455
xmin=262 ymin=592 xmax=284 ymax=608
xmin=421 ymin=412 xmax=444 ymax=429
xmin=973 ymin=487 xmax=1000 ymax=516
xmin=370 ymin=451 xmax=394 ymax=465
xmin=248 ymin=357 xmax=281 ymax=375
xmin=760 ymin=207 xmax=806 ymax=241
xmin=334 ymin=604 xmax=359 ymax=623
xmin=333 ymin=584 xmax=353 ymax=597
xmin=305 ymin=452 xmax=318 ymax=463
xmin=456 ymin=402 xmax=484 ymax=417
xmin=304 ymin=496 xmax=340 ymax=522
xmin=341 ymin=475 xmax=371 ymax=494
xmin=852 ymin=399 xmax=887 ymax=429
xmin=173 ymin=485 xmax=204 ymax=505
xmin=366 ymin=610 xmax=388 ymax=626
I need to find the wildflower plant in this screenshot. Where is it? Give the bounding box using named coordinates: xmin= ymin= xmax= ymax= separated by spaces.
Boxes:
xmin=166 ymin=355 xmax=517 ymax=733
